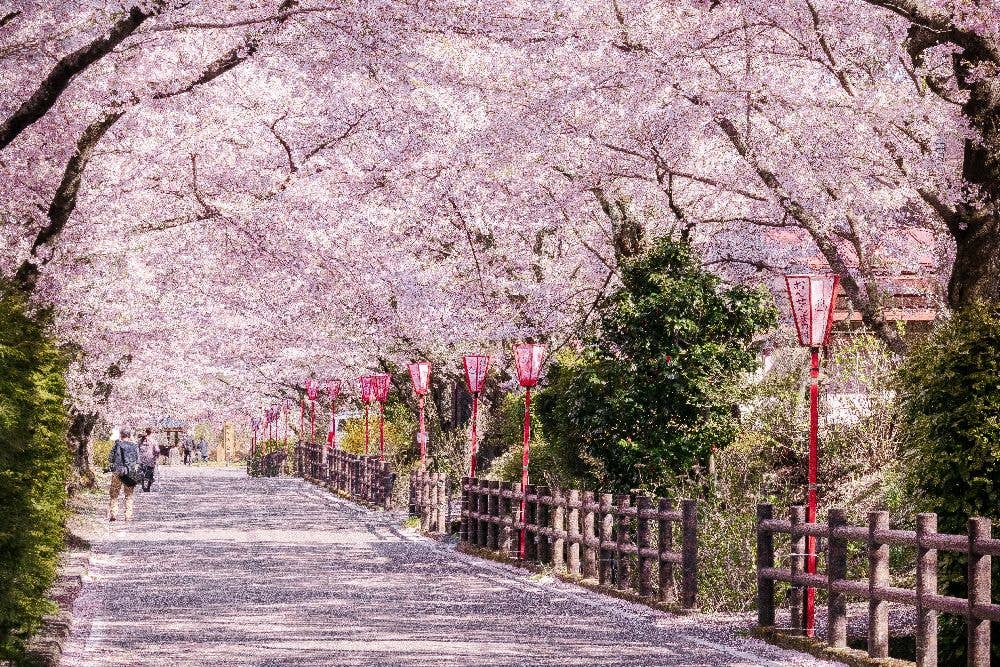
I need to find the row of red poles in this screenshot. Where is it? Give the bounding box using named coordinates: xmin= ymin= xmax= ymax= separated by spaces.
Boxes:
xmin=248 ymin=274 xmax=837 ymax=623
xmin=250 ymin=344 xmax=545 ymax=559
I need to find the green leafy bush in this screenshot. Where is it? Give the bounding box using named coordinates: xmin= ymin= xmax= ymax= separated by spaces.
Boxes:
xmin=535 ymin=237 xmax=777 ymax=493
xmin=91 ymin=438 xmax=113 ymax=472
xmin=0 ymin=285 xmax=69 ymax=661
xmin=898 ymin=304 xmax=999 ymax=662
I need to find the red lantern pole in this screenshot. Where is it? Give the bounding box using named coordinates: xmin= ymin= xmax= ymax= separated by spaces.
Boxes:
xmin=513 ymin=343 xmax=545 ymax=561
xmin=462 ymin=354 xmax=490 ymax=478
xmin=519 ymin=385 xmax=532 ymax=560
xmin=470 ymin=393 xmax=479 ymax=477
xmin=360 ymin=375 xmax=375 ymax=456
xmin=364 ymin=403 xmax=371 ymax=455
xmin=418 ymin=395 xmax=427 ymax=465
xmin=378 ymin=401 xmax=386 ymax=461
xmin=310 ymin=400 xmax=316 ymax=444
xmin=371 ymin=374 xmax=391 ymax=462
xmin=283 ymin=401 xmax=289 ymax=448
xmin=785 ymin=274 xmax=839 ymax=639
xmin=408 ymin=362 xmax=431 ymax=468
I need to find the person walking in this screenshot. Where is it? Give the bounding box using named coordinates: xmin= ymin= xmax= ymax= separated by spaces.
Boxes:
xmin=197 ymin=436 xmax=208 ymax=462
xmin=138 ymin=428 xmax=158 ymax=492
xmin=108 ymin=429 xmax=141 ymax=521
xmin=182 ymin=435 xmax=193 ymax=465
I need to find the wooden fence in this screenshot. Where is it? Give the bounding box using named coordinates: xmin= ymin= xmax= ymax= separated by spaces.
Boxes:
xmin=294 ymin=442 xmax=396 ymax=508
xmin=757 ymin=504 xmax=999 ymax=666
xmin=408 ymin=468 xmax=456 ymax=534
xmin=460 ymin=477 xmax=698 ymax=609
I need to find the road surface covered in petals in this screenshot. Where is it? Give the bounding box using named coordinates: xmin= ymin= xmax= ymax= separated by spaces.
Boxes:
xmin=61 ymin=467 xmax=839 ymax=666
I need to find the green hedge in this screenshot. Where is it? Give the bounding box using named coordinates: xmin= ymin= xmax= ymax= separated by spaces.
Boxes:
xmin=898 ymin=304 xmax=999 ymax=663
xmin=0 ymin=285 xmax=69 ymax=661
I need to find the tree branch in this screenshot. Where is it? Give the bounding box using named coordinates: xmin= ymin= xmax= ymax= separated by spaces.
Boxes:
xmin=0 ymin=2 xmax=165 ymax=151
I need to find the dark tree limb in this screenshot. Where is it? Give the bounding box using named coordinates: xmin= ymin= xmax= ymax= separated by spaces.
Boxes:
xmin=0 ymin=2 xmax=165 ymax=152
xmin=14 ymin=108 xmax=127 ymax=294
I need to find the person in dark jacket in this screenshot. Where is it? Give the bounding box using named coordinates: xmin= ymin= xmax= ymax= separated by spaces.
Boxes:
xmin=108 ymin=429 xmax=140 ymax=521
xmin=138 ymin=428 xmax=158 ymax=492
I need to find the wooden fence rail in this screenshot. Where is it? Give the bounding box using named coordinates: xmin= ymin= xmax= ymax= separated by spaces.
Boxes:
xmin=459 ymin=477 xmax=698 ymax=609
xmin=294 ymin=442 xmax=396 ymax=509
xmin=757 ymin=504 xmax=999 ymax=666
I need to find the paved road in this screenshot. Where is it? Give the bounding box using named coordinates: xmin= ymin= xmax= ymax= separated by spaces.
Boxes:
xmin=61 ymin=467 xmax=839 ymax=666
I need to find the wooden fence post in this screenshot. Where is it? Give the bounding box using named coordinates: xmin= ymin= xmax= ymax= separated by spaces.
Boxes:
xmin=460 ymin=477 xmax=470 ymax=542
xmin=552 ymin=489 xmax=566 ymax=572
xmin=616 ymin=495 xmax=631 ymax=589
xmin=637 ymin=495 xmax=653 ymax=598
xmin=916 ymin=512 xmax=937 ymax=667
xmin=525 ymin=484 xmax=538 ymax=561
xmin=582 ymin=491 xmax=597 ymax=580
xmin=827 ymin=508 xmax=847 ymax=648
xmin=598 ymin=493 xmax=613 ymax=585
xmin=567 ymin=489 xmax=581 ymax=577
xmin=436 ymin=474 xmax=447 ymax=534
xmin=868 ymin=511 xmax=890 ymax=659
xmin=509 ymin=482 xmax=521 ymax=556
xmin=478 ymin=479 xmax=490 ymax=548
xmin=429 ymin=473 xmax=439 ymax=531
xmin=485 ymin=480 xmax=497 ymax=548
xmin=500 ymin=482 xmax=512 ymax=553
xmin=536 ymin=486 xmax=550 ymax=564
xmin=967 ymin=517 xmax=992 ymax=667
xmin=681 ymin=499 xmax=697 ymax=609
xmin=659 ymin=498 xmax=677 ymax=603
xmin=790 ymin=505 xmax=805 ymax=633
xmin=756 ymin=504 xmax=775 ymax=627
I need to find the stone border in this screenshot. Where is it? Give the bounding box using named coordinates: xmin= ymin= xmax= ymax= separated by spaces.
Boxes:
xmin=22 ymin=486 xmax=106 ymax=666
xmin=751 ymin=626 xmax=914 ymax=667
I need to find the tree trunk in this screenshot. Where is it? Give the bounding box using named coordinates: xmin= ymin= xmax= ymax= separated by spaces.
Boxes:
xmin=67 ymin=410 xmax=99 ymax=490
xmin=949 ymin=42 xmax=1000 ymax=309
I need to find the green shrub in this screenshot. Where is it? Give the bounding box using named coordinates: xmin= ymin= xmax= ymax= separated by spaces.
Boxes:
xmin=91 ymin=439 xmax=113 ymax=472
xmin=535 ymin=237 xmax=777 ymax=494
xmin=0 ymin=285 xmax=69 ymax=661
xmin=898 ymin=304 xmax=999 ymax=662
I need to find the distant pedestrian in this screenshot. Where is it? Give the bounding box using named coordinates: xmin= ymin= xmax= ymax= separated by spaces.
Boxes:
xmin=108 ymin=429 xmax=141 ymax=521
xmin=138 ymin=428 xmax=158 ymax=492
xmin=197 ymin=436 xmax=208 ymax=462
xmin=182 ymin=435 xmax=193 ymax=465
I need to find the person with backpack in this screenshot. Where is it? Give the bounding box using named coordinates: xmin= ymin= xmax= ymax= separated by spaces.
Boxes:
xmin=138 ymin=428 xmax=158 ymax=492
xmin=108 ymin=428 xmax=141 ymax=521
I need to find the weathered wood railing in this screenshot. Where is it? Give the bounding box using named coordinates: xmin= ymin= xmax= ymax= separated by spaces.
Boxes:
xmin=408 ymin=469 xmax=454 ymax=534
xmin=460 ymin=477 xmax=698 ymax=609
xmin=757 ymin=504 xmax=999 ymax=666
xmin=294 ymin=442 xmax=396 ymax=509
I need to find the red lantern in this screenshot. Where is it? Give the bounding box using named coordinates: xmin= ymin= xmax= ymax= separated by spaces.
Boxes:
xmin=463 ymin=354 xmax=490 ymax=394
xmin=408 ymin=362 xmax=432 ymax=466
xmin=514 ymin=343 xmax=545 ymax=388
xmin=372 ymin=373 xmax=391 ymax=403
xmin=463 ymin=354 xmax=491 ymax=477
xmin=784 ymin=273 xmax=840 ymax=639
xmin=305 ymin=379 xmax=319 ymax=401
xmin=513 ymin=343 xmax=545 ymax=560
xmin=785 ymin=275 xmax=839 ymax=348
xmin=359 ymin=375 xmax=375 ymax=405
